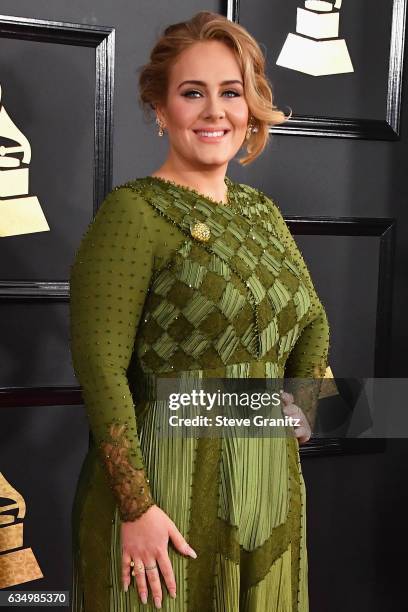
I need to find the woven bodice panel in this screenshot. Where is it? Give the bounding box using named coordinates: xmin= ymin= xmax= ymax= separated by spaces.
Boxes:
xmin=123 ymin=178 xmax=313 ymax=378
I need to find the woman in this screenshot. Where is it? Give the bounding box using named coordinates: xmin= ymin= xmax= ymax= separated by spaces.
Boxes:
xmin=70 ymin=11 xmax=330 ymax=612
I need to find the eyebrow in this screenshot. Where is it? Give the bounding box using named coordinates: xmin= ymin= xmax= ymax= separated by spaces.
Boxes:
xmin=177 ymin=79 xmax=243 ymax=89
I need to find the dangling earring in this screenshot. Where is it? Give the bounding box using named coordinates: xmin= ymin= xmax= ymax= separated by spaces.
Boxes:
xmin=246 ymin=117 xmax=255 ymax=140
xmin=156 ymin=116 xmax=165 ymax=137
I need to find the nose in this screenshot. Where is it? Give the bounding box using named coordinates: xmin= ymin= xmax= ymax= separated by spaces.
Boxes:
xmin=202 ymin=93 xmax=226 ymax=120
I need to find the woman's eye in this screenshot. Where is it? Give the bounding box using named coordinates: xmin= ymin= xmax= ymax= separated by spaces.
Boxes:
xmin=182 ymin=90 xmax=202 ymax=98
xmin=222 ymin=90 xmax=241 ymax=97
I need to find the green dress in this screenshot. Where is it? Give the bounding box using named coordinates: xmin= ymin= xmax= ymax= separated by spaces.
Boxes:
xmin=69 ymin=176 xmax=330 ymax=612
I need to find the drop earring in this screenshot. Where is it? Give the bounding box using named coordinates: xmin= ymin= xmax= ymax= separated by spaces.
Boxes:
xmin=156 ymin=116 xmax=165 ymax=137
xmin=246 ymin=117 xmax=255 ymax=140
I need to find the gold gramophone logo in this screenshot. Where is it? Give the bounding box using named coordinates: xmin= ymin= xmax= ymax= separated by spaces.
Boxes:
xmin=276 ymin=0 xmax=354 ymax=76
xmin=0 ymin=82 xmax=49 ymax=237
xmin=0 ymin=473 xmax=43 ymax=588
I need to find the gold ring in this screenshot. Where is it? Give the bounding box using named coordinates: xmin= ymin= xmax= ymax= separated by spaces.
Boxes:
xmin=131 ymin=563 xmax=145 ymax=576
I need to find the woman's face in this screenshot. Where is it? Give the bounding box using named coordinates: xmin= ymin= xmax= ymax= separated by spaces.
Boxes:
xmin=157 ymin=40 xmax=249 ymax=171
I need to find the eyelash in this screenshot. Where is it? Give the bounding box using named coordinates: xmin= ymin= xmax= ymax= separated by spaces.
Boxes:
xmin=181 ymin=89 xmax=241 ymax=98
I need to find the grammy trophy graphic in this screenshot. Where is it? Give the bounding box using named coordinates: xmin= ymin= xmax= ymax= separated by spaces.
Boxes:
xmin=0 ymin=473 xmax=43 ymax=588
xmin=277 ymin=0 xmax=354 ymax=76
xmin=0 ymin=82 xmax=49 ymax=237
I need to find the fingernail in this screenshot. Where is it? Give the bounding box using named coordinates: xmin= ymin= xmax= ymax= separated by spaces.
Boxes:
xmin=170 ymin=589 xmax=177 ymax=598
xmin=154 ymin=596 xmax=162 ymax=608
xmin=188 ymin=547 xmax=197 ymax=559
xmin=141 ymin=592 xmax=147 ymax=604
xmin=124 ymin=584 xmax=128 ymax=593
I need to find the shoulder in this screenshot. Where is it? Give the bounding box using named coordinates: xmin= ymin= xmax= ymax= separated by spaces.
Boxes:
xmin=232 ymin=181 xmax=283 ymax=218
xmin=233 ymin=181 xmax=274 ymax=204
xmin=98 ymin=179 xmax=153 ymax=214
xmin=94 ymin=179 xmax=166 ymax=232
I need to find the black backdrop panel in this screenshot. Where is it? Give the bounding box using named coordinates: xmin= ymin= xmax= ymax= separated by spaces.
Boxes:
xmin=0 ymin=36 xmax=95 ymax=280
xmin=0 ymin=303 xmax=76 ymax=388
xmin=298 ymin=234 xmax=379 ymax=377
xmin=0 ymin=404 xmax=88 ymax=593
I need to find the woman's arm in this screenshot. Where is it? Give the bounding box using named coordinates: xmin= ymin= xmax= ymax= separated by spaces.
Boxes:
xmin=264 ymin=194 xmax=331 ymax=428
xmin=69 ymin=186 xmax=155 ymax=521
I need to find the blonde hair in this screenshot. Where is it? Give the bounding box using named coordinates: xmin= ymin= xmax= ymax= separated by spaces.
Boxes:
xmin=138 ymin=11 xmax=290 ymax=165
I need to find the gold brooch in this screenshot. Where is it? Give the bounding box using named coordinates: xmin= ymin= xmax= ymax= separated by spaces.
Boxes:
xmin=190 ymin=221 xmax=210 ymax=242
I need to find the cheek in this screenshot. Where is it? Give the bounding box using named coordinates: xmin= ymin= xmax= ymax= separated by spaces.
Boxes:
xmin=166 ymin=99 xmax=198 ymax=129
xmin=230 ymin=103 xmax=249 ymax=129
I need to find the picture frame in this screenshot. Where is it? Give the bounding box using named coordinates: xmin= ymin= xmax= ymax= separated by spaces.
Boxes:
xmin=226 ymin=0 xmax=407 ymax=140
xmin=287 ymin=215 xmax=396 ymax=456
xmin=0 ymin=14 xmax=115 ymax=300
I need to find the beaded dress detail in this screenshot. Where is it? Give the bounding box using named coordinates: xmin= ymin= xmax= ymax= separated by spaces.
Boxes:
xmin=69 ymin=176 xmax=330 ymax=612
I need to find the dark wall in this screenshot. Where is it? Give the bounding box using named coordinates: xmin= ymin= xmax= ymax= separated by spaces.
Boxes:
xmin=1 ymin=1 xmax=407 ymax=610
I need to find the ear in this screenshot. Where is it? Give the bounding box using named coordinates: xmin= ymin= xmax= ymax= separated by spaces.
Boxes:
xmin=155 ymin=104 xmax=167 ymax=125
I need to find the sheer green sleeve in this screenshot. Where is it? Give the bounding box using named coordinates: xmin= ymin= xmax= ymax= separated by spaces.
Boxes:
xmin=263 ymin=194 xmax=331 ymax=428
xmin=69 ymin=186 xmax=156 ymax=521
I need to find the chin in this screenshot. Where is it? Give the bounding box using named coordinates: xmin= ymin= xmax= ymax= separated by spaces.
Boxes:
xmin=193 ymin=151 xmax=236 ymax=166
xmin=195 ymin=159 xmax=230 ymax=169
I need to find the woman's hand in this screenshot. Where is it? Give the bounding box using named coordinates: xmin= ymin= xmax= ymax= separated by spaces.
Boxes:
xmin=121 ymin=504 xmax=197 ymax=608
xmin=279 ymin=390 xmax=312 ymax=444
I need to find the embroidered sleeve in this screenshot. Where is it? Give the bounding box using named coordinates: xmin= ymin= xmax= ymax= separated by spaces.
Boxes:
xmin=100 ymin=422 xmax=154 ymax=521
xmin=264 ymin=194 xmax=331 ymax=429
xmin=69 ymin=187 xmax=156 ymax=521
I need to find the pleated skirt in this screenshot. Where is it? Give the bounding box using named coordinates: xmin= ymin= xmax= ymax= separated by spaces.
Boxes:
xmin=71 ymin=396 xmax=309 ymax=612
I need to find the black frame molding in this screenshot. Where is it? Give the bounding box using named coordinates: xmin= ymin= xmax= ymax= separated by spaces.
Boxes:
xmin=227 ymin=0 xmax=407 ymax=140
xmin=0 ymin=14 xmax=115 ymax=300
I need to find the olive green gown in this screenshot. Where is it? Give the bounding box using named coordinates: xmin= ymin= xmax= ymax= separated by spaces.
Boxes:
xmin=69 ymin=176 xmax=330 ymax=612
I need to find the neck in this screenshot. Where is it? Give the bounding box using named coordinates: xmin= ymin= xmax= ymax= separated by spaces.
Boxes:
xmin=151 ymin=158 xmax=229 ymax=204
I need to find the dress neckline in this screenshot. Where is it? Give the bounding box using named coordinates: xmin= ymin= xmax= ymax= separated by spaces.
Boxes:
xmin=144 ymin=174 xmax=235 ymax=208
